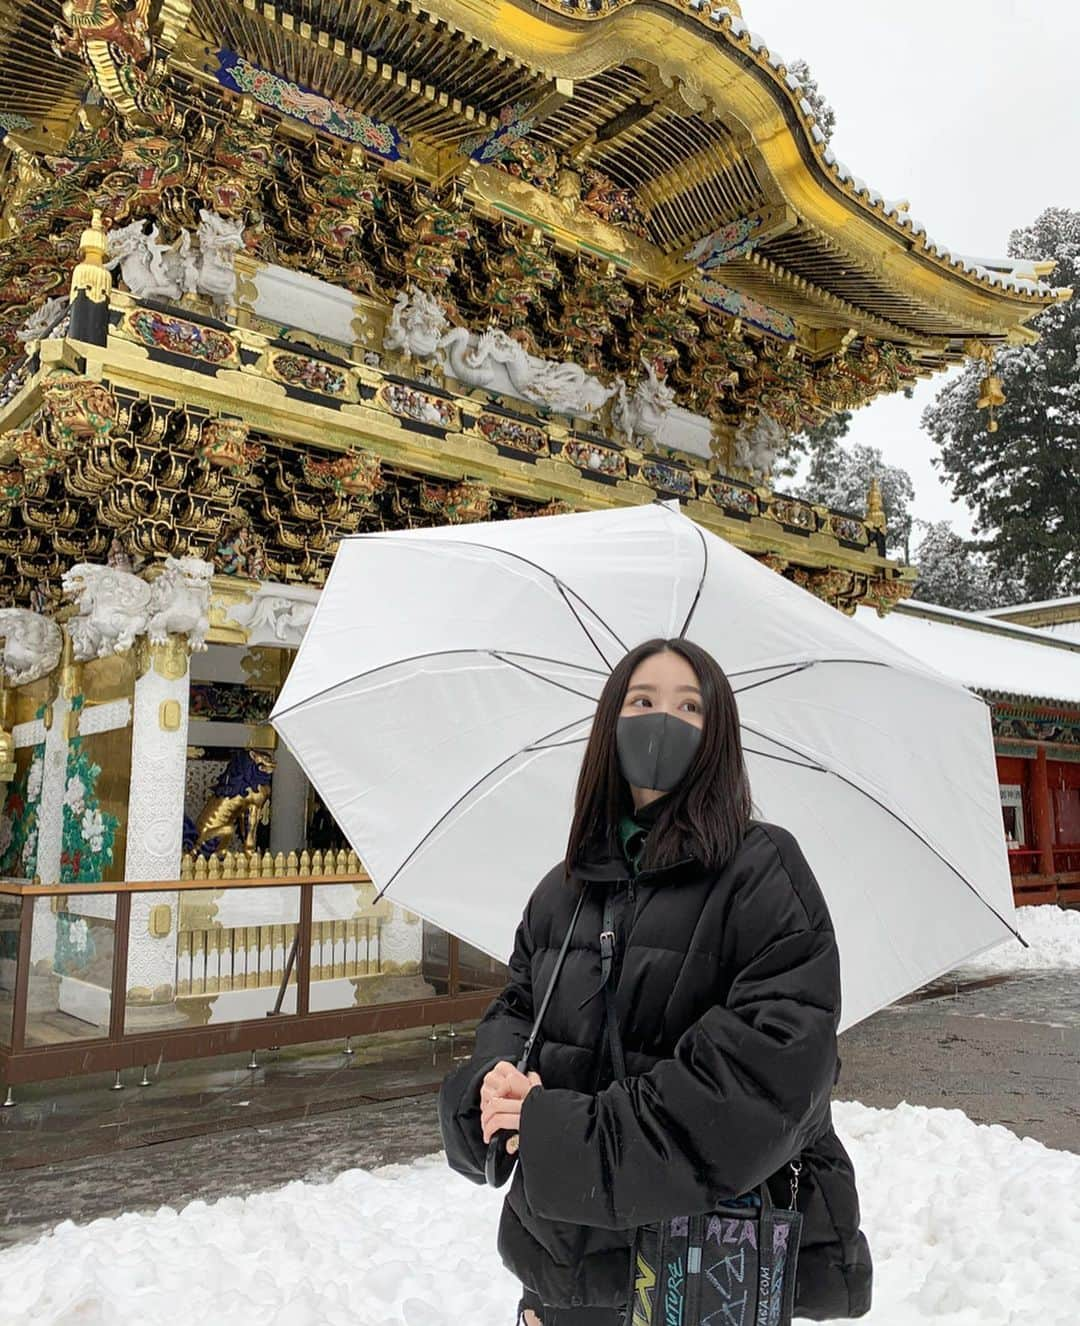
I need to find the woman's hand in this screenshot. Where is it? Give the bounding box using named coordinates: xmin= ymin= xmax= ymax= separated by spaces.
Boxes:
xmin=480 ymin=1061 xmax=542 ymax=1144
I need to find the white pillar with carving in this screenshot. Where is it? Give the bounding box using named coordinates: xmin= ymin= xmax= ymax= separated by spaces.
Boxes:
xmin=124 ymin=638 xmax=191 ymax=1012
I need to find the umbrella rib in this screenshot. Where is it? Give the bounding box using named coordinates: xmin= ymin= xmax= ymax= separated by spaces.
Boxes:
xmin=731 ymin=663 xmax=815 ymax=696
xmin=365 ymin=534 xmax=629 ymax=667
xmin=740 ymin=720 xmax=1029 ymax=948
xmin=371 ymin=709 xmax=596 ymax=904
xmin=677 ymin=520 xmax=708 ymax=640
xmin=272 ymin=648 xmax=607 ymax=720
xmin=490 ymin=652 xmax=604 ymax=703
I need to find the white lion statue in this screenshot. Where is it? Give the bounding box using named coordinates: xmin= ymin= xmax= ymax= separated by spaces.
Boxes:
xmin=16 ymin=297 xmax=67 ymax=346
xmin=196 ymin=209 xmax=245 ymax=308
xmin=612 ymin=358 xmax=677 ymax=445
xmin=0 ymin=609 xmax=63 ymax=686
xmin=733 ymin=413 xmax=787 ymax=482
xmin=383 ymin=286 xmax=450 ymax=362
xmin=106 ymin=220 xmax=192 ymax=302
xmin=147 ymin=556 xmax=213 ymax=651
xmin=62 ymin=564 xmax=154 ymax=660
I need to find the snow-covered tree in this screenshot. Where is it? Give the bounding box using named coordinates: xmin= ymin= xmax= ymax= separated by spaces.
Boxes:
xmin=773 ymin=410 xmax=851 ymax=481
xmin=922 ymin=207 xmax=1080 ymax=602
xmin=787 ymin=58 xmax=836 ymax=144
xmin=792 ymin=437 xmax=914 ymax=560
xmin=909 ymin=520 xmax=1018 ymax=611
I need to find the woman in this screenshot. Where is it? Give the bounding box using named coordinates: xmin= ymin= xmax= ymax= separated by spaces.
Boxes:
xmin=438 ymin=638 xmax=872 ymax=1324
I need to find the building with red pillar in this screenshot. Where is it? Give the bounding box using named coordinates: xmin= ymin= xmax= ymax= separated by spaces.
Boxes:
xmin=855 ymin=599 xmax=1080 ymax=908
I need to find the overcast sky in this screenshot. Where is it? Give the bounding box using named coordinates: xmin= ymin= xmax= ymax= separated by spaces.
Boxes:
xmin=753 ymin=1 xmax=1079 ymax=540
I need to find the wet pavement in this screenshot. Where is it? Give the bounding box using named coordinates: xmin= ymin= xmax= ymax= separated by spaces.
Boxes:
xmin=0 ymin=968 xmax=1076 ymax=1249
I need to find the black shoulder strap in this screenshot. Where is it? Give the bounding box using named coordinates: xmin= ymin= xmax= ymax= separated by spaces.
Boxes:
xmin=516 ymin=885 xmax=587 ymax=1073
xmin=602 ymin=889 xmax=627 ymax=1081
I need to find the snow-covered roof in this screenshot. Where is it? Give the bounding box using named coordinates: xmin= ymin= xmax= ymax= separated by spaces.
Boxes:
xmin=983 ymin=595 xmax=1080 ymax=617
xmin=684 ymin=3 xmax=1068 ymax=302
xmin=852 ymin=600 xmax=1080 ymax=708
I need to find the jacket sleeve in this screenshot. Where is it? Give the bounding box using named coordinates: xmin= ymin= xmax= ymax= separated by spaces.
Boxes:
xmin=437 ymin=899 xmax=537 ymax=1186
xmin=517 ymin=840 xmax=840 ymax=1229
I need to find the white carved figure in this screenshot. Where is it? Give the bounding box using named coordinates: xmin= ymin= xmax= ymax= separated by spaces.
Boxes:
xmin=16 ymin=296 xmax=67 ymax=345
xmin=146 ymin=556 xmax=213 ymax=651
xmin=106 ymin=220 xmax=186 ymax=302
xmin=733 ymin=412 xmax=787 ymax=482
xmin=437 ymin=324 xmax=615 ymax=418
xmin=0 ymin=609 xmax=63 ymax=686
xmin=383 ymin=289 xmax=618 ymax=419
xmin=61 ymin=564 xmax=154 ymax=660
xmin=195 ymin=209 xmax=245 ymax=308
xmin=172 ymin=229 xmax=199 ymax=298
xmin=383 ymin=287 xmax=449 ymax=361
xmin=612 ymin=358 xmax=677 ymax=445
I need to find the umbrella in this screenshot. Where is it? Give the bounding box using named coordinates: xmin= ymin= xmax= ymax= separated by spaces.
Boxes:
xmin=270 ymin=502 xmax=1024 ymax=1032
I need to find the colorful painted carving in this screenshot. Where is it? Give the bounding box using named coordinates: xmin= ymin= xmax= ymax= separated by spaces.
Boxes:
xmin=709 ymin=478 xmax=760 ymax=517
xmin=126 ymin=309 xmax=238 ymax=364
xmin=214 ymin=521 xmax=268 ymax=579
xmin=216 ymin=51 xmax=404 ymax=159
xmin=465 ymin=103 xmax=560 ymax=190
xmin=302 ymin=449 xmax=384 ymax=500
xmin=683 ymin=215 xmax=764 ymax=269
xmin=770 ymin=496 xmax=817 ymax=531
xmin=42 ymin=374 xmax=118 ymax=448
xmin=418 ymin=479 xmax=493 ymax=524
xmin=556 ymin=265 xmax=633 ymax=369
xmin=579 ymin=169 xmax=650 ymax=238
xmin=198 ymin=418 xmax=263 ymax=471
xmin=53 ymin=0 xmax=151 ymax=65
xmin=379 ymin=382 xmax=458 ymax=429
xmin=404 ymin=199 xmax=474 ymax=292
xmin=697 ymin=277 xmax=797 ymax=341
xmin=641 ymin=460 xmax=695 ymax=499
xmin=484 ymin=236 xmax=561 ymax=329
xmin=829 ymin=514 xmax=868 ymax=544
xmin=271 ymin=352 xmax=350 ymax=398
xmin=477 ymin=413 xmax=549 ymax=455
xmin=59 ymin=698 xmax=120 ymax=884
xmin=563 ymin=440 xmax=627 ymax=478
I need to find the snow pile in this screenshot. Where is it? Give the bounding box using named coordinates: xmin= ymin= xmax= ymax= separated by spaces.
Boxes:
xmin=1 ymin=1100 xmax=1078 ymax=1325
xmin=953 ymin=903 xmax=1080 ymax=975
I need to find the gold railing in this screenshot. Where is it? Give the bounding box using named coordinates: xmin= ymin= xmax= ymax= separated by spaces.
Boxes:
xmin=179 ymin=848 xmax=365 ymax=880
xmin=174 ymin=848 xmax=400 ymax=998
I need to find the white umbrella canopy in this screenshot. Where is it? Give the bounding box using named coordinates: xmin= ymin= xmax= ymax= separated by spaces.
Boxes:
xmin=270 ymin=502 xmax=1023 ymax=1032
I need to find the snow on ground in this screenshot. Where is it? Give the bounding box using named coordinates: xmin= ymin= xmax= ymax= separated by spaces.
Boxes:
xmin=951 ymin=903 xmax=1080 ymax=975
xmin=2 ymin=1099 xmax=1077 ymax=1326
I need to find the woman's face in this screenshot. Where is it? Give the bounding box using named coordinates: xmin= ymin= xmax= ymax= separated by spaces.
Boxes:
xmin=620 ymin=649 xmax=705 ymax=730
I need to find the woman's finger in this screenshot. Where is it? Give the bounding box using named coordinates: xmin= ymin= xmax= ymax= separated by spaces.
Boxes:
xmin=482 ymin=1110 xmax=525 ymax=1143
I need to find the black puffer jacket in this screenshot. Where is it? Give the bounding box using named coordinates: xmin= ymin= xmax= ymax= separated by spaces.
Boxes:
xmin=438 ymin=819 xmax=872 ymax=1319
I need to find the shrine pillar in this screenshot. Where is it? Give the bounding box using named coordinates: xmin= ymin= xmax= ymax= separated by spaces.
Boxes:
xmin=269 ymin=740 xmax=308 ymax=857
xmin=1029 ymin=746 xmax=1056 ymax=877
xmin=123 ymin=635 xmax=200 ymax=1021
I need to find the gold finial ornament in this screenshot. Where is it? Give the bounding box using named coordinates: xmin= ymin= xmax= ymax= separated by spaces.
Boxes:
xmin=70 ymin=209 xmax=112 ymax=305
xmin=864 ymin=475 xmax=886 ymax=532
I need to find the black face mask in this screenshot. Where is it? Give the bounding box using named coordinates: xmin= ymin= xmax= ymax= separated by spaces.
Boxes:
xmin=616 ymin=711 xmax=702 ymax=792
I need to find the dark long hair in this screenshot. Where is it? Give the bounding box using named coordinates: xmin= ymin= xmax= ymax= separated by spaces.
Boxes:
xmin=566 ymin=638 xmax=753 ymax=876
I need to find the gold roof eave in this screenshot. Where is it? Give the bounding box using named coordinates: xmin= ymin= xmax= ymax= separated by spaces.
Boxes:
xmin=418 ymin=0 xmax=1065 ymax=334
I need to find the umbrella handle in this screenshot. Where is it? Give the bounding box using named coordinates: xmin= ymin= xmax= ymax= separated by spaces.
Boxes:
xmin=485 ymin=1128 xmax=520 ymax=1188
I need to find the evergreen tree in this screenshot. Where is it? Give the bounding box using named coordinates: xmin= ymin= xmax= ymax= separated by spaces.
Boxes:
xmin=795 ymin=440 xmax=915 ymax=561
xmin=786 ymin=58 xmax=836 ymax=144
xmin=922 ymin=207 xmax=1080 ymax=602
xmin=773 ymin=410 xmax=851 ymax=482
xmin=909 ymin=519 xmax=1018 ymax=611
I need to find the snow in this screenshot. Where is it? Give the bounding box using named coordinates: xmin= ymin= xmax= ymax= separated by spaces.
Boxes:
xmin=2 ymin=1100 xmax=1078 ymax=1325
xmin=853 ymin=602 xmax=1080 ymax=706
xmin=949 ymin=903 xmax=1080 ymax=975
